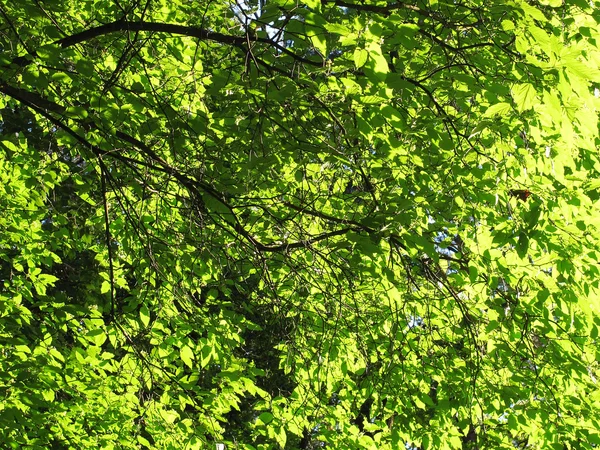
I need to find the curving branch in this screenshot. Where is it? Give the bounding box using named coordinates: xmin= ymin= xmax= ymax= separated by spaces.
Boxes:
xmin=56 ymin=20 xmax=322 ymax=66
xmin=0 ymin=81 xmax=369 ymax=255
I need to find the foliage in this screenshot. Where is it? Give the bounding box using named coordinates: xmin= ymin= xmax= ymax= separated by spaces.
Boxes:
xmin=1 ymin=0 xmax=600 ymax=448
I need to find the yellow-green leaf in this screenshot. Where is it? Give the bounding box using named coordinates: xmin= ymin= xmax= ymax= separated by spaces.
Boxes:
xmin=354 ymin=48 xmax=368 ymax=68
xmin=512 ymin=83 xmax=538 ymax=112
xmin=484 ymin=102 xmax=512 ymax=118
xmin=140 ymin=305 xmax=150 ymax=328
xmin=180 ymin=345 xmax=194 ymax=369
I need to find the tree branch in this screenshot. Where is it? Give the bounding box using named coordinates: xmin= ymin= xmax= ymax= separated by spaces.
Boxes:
xmin=55 ymin=20 xmax=322 ymax=67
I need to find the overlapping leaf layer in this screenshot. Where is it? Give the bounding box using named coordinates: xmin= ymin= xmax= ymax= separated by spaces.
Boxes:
xmin=1 ymin=0 xmax=600 ymax=448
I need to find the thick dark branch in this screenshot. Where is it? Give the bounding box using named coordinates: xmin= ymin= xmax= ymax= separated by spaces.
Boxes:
xmin=284 ymin=201 xmax=374 ymax=230
xmin=56 ymin=20 xmax=322 ymax=67
xmin=253 ymin=227 xmax=355 ymax=252
xmin=0 ymin=82 xmax=361 ymax=254
xmin=0 ymin=83 xmax=66 ymax=114
xmin=417 ymin=62 xmax=483 ymax=83
xmin=283 ymin=201 xmax=413 ymax=253
xmin=419 ymin=28 xmax=494 ymax=52
xmin=56 ymin=20 xmax=241 ymax=47
xmin=98 ymin=158 xmax=116 ymax=321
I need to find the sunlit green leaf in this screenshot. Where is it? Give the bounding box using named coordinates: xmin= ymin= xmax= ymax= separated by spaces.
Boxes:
xmin=354 ymin=48 xmax=368 ymax=68
xmin=484 ymin=102 xmax=512 ymax=118
xmin=180 ymin=345 xmax=194 ymax=369
xmin=512 ymin=83 xmax=538 ymax=112
xmin=140 ymin=305 xmax=150 ymax=328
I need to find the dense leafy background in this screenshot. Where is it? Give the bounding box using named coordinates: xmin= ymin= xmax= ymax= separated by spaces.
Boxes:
xmin=1 ymin=0 xmax=600 ymax=448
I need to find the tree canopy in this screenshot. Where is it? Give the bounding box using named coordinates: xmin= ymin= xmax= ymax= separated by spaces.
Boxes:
xmin=1 ymin=0 xmax=600 ymax=448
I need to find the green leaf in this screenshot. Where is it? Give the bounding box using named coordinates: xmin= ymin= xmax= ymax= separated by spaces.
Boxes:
xmin=86 ymin=328 xmax=107 ymax=346
xmin=303 ymin=0 xmax=321 ymax=10
xmin=275 ymin=427 xmax=287 ymax=448
xmin=484 ymin=102 xmax=512 ymax=118
xmin=519 ymin=1 xmax=546 ymax=21
xmin=354 ymin=48 xmax=368 ymax=68
xmin=180 ymin=345 xmax=195 ymax=369
xmin=324 ymin=23 xmax=351 ymax=36
xmin=140 ymin=305 xmax=150 ymax=328
xmin=199 ymin=344 xmax=212 ymax=368
xmin=159 ymin=409 xmax=179 ymax=424
xmin=258 ymin=412 xmax=273 ymax=425
xmin=65 ymin=106 xmax=89 ymax=119
xmin=100 ymin=280 xmax=111 ymax=295
xmin=511 ymin=83 xmax=538 ymax=112
xmin=563 ymin=57 xmax=600 ymax=80
xmin=527 ymin=204 xmax=541 ymax=229
xmin=528 ymin=25 xmax=552 ymax=55
xmin=501 ymin=20 xmax=515 ymax=31
xmin=539 ymin=0 xmax=562 ymax=7
xmin=516 ymin=231 xmax=529 ymax=258
xmin=365 ymin=41 xmax=389 ymax=80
